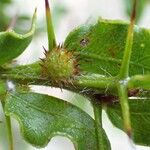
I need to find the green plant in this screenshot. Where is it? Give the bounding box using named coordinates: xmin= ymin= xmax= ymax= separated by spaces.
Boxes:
xmin=0 ymin=0 xmax=150 ymax=149
xmin=0 ymin=0 xmax=33 ymax=33
xmin=123 ymin=0 xmax=149 ymax=22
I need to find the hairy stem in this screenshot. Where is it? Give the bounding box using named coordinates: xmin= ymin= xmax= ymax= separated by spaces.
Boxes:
xmin=128 ymin=75 xmax=150 ymax=90
xmin=1 ymin=100 xmax=14 ymax=150
xmin=45 ymin=0 xmax=56 ymax=50
xmin=0 ymin=67 xmax=117 ymax=94
xmin=93 ymin=102 xmax=105 ymax=150
xmin=118 ymin=0 xmax=137 ymax=137
xmin=118 ymin=82 xmax=132 ymax=137
xmin=75 ymin=76 xmax=117 ymax=90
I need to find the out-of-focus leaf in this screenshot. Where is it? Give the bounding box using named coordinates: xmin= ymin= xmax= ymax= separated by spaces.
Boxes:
xmin=0 ymin=0 xmax=12 ymax=30
xmin=53 ymin=3 xmax=67 ymax=28
xmin=0 ymin=10 xmax=36 ymax=65
xmin=5 ymin=91 xmax=111 ymax=150
xmin=14 ymin=15 xmax=31 ymax=33
xmin=0 ymin=0 xmax=11 ymax=5
xmin=106 ymin=98 xmax=150 ymax=146
xmin=0 ymin=80 xmax=6 ymax=96
xmin=64 ymin=19 xmax=150 ymax=76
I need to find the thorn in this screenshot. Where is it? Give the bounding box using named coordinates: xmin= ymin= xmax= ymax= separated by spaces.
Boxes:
xmin=34 ymin=7 xmax=37 ymax=14
xmin=43 ymin=46 xmax=47 ymax=51
xmin=39 ymin=63 xmax=44 ymax=67
xmin=61 ymin=43 xmax=64 ymax=48
xmin=43 ymin=46 xmax=48 ymax=54
xmin=131 ymin=0 xmax=137 ymax=23
xmin=39 ymin=58 xmax=45 ymax=62
xmin=45 ymin=0 xmax=50 ymax=10
xmin=45 ymin=0 xmax=56 ymax=50
xmin=57 ymin=43 xmax=61 ymax=49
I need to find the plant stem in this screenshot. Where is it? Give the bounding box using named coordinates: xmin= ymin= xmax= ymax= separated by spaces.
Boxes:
xmin=118 ymin=0 xmax=137 ymax=137
xmin=1 ymin=100 xmax=14 ymax=150
xmin=75 ymin=75 xmax=117 ymax=90
xmin=0 ymin=68 xmax=117 ymax=94
xmin=45 ymin=0 xmax=56 ymax=50
xmin=93 ymin=102 xmax=104 ymax=150
xmin=128 ymin=75 xmax=150 ymax=90
xmin=119 ymin=0 xmax=136 ymax=79
xmin=118 ymin=82 xmax=132 ymax=137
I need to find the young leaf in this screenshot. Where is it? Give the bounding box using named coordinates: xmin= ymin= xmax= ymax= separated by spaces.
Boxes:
xmin=5 ymin=91 xmax=111 ymax=150
xmin=64 ymin=19 xmax=150 ymax=76
xmin=0 ymin=9 xmax=36 ymax=65
xmin=106 ymin=98 xmax=150 ymax=146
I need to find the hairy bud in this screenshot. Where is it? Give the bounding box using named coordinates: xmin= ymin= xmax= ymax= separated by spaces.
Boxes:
xmin=40 ymin=46 xmax=79 ymax=84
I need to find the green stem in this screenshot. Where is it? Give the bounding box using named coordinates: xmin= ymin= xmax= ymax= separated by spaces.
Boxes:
xmin=1 ymin=100 xmax=14 ymax=150
xmin=118 ymin=0 xmax=137 ymax=137
xmin=118 ymin=82 xmax=132 ymax=137
xmin=93 ymin=102 xmax=104 ymax=150
xmin=119 ymin=0 xmax=136 ymax=79
xmin=45 ymin=0 xmax=56 ymax=50
xmin=75 ymin=75 xmax=117 ymax=90
xmin=128 ymin=75 xmax=150 ymax=90
xmin=0 ymin=67 xmax=117 ymax=94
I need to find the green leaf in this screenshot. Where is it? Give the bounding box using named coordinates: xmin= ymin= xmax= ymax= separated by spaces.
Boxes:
xmin=0 ymin=80 xmax=6 ymax=96
xmin=106 ymin=98 xmax=150 ymax=146
xmin=5 ymin=91 xmax=110 ymax=149
xmin=123 ymin=0 xmax=148 ymax=22
xmin=0 ymin=10 xmax=36 ymax=65
xmin=64 ymin=19 xmax=150 ymax=76
xmin=0 ymin=0 xmax=11 ymax=5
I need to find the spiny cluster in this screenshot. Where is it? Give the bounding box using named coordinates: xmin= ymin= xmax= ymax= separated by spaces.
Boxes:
xmin=40 ymin=45 xmax=80 ymax=85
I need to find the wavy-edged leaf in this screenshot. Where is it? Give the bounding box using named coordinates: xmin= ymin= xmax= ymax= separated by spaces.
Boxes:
xmin=5 ymin=91 xmax=110 ymax=150
xmin=106 ymin=98 xmax=150 ymax=146
xmin=0 ymin=10 xmax=36 ymax=65
xmin=64 ymin=19 xmax=150 ymax=76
